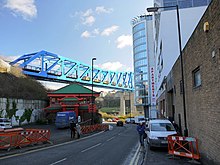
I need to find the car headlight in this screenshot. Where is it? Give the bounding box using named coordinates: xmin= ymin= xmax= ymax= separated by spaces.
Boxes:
xmin=149 ymin=136 xmax=158 ymax=140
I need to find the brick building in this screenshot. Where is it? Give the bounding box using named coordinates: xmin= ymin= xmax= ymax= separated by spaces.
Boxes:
xmin=165 ymin=0 xmax=220 ymax=164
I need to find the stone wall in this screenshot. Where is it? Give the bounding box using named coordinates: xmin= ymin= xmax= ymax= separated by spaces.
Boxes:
xmin=0 ymin=98 xmax=47 ymax=126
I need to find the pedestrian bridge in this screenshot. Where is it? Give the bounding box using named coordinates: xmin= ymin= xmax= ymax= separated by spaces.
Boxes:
xmin=10 ymin=50 xmax=134 ymax=90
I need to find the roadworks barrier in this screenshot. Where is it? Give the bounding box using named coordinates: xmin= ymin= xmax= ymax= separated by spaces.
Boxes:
xmin=80 ymin=124 xmax=109 ymax=134
xmin=0 ymin=128 xmax=51 ymax=151
xmin=168 ymin=135 xmax=200 ymax=160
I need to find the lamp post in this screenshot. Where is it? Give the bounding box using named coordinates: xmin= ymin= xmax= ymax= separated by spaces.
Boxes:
xmin=147 ymin=5 xmax=188 ymax=136
xmin=91 ymin=57 xmax=96 ymax=125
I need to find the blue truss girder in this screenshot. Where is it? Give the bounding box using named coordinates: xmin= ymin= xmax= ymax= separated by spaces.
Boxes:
xmin=10 ymin=50 xmax=134 ymax=90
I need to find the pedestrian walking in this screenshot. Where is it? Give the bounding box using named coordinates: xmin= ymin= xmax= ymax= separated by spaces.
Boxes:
xmin=136 ymin=121 xmax=146 ymax=146
xmin=70 ymin=120 xmax=76 ymax=139
xmin=76 ymin=123 xmax=81 ymax=139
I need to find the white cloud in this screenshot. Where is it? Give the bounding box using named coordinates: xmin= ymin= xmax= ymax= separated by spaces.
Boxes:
xmin=101 ymin=25 xmax=119 ymax=36
xmin=4 ymin=0 xmax=37 ymax=21
xmin=95 ymin=6 xmax=113 ymax=14
xmin=82 ymin=15 xmax=95 ymax=26
xmin=81 ymin=31 xmax=91 ymax=38
xmin=116 ymin=35 xmax=132 ymax=49
xmin=0 ymin=55 xmax=20 ymax=62
xmin=99 ymin=61 xmax=133 ymax=72
xmin=93 ymin=28 xmax=100 ymax=35
xmin=39 ymin=81 xmax=68 ymax=90
xmin=82 ymin=9 xmax=93 ymax=17
xmin=100 ymin=62 xmax=123 ymax=71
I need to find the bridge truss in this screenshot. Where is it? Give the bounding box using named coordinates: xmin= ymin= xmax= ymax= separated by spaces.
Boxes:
xmin=10 ymin=50 xmax=134 ymax=90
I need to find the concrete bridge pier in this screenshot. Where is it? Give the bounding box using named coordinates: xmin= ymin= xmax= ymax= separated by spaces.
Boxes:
xmin=119 ymin=91 xmax=136 ymax=116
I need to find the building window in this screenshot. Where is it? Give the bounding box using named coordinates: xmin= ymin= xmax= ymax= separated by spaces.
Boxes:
xmin=193 ymin=67 xmax=201 ymax=88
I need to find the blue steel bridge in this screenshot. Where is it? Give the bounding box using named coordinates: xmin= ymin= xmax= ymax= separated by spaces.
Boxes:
xmin=10 ymin=50 xmax=134 ymax=90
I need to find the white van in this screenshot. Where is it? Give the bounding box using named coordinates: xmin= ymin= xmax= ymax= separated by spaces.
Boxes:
xmin=0 ymin=118 xmax=12 ymax=129
xmin=134 ymin=116 xmax=146 ymax=124
xmin=146 ymin=119 xmax=177 ymax=149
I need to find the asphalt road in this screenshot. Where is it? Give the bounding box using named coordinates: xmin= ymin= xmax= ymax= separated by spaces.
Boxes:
xmin=0 ymin=124 xmax=139 ymax=165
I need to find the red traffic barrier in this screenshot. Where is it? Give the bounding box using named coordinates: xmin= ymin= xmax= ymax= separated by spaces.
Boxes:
xmin=168 ymin=135 xmax=200 ymax=160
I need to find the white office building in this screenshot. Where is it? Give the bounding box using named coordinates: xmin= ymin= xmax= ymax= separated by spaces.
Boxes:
xmin=131 ymin=0 xmax=211 ymax=117
xmin=153 ymin=1 xmax=210 ymax=112
xmin=131 ymin=15 xmax=156 ymax=118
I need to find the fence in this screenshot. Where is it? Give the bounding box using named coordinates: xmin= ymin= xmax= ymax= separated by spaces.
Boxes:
xmin=168 ymin=135 xmax=200 ymax=160
xmin=0 ymin=128 xmax=51 ymax=150
xmin=81 ymin=124 xmax=109 ymax=134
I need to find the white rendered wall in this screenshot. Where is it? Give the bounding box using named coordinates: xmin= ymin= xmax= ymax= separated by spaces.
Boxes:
xmin=155 ymin=6 xmax=207 ymax=94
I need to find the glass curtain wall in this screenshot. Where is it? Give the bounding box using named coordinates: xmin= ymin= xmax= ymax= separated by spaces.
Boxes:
xmin=132 ymin=16 xmax=150 ymax=114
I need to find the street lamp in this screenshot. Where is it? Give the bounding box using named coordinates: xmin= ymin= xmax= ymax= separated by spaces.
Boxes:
xmin=147 ymin=5 xmax=188 ymax=136
xmin=91 ymin=57 xmax=96 ymax=125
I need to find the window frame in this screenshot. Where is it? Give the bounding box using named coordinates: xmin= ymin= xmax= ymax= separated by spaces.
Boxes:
xmin=192 ymin=67 xmax=201 ymax=88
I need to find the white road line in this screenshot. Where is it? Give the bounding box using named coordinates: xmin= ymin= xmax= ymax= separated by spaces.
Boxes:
xmin=107 ymin=136 xmax=115 ymax=141
xmin=81 ymin=143 xmax=102 ymax=153
xmin=0 ymin=131 xmax=105 ymax=160
xmin=50 ymin=158 xmax=67 ymax=165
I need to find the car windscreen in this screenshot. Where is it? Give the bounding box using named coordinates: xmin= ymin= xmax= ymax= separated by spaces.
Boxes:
xmin=0 ymin=118 xmax=11 ymax=122
xmin=138 ymin=118 xmax=145 ymax=121
xmin=150 ymin=123 xmax=175 ymax=131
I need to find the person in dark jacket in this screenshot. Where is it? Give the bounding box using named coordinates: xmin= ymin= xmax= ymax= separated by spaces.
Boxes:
xmin=70 ymin=120 xmax=76 ymax=139
xmin=136 ymin=122 xmax=146 ymax=146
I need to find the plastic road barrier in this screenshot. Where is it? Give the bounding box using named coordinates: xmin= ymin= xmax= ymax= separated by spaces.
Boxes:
xmin=81 ymin=124 xmax=108 ymax=134
xmin=0 ymin=128 xmax=50 ymax=150
xmin=168 ymin=135 xmax=200 ymax=160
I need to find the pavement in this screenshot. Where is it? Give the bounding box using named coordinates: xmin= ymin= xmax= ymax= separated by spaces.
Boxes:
xmin=136 ymin=140 xmax=202 ymax=165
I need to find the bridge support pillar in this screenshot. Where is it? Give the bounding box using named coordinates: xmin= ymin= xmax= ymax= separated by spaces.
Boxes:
xmin=119 ymin=91 xmax=136 ymax=116
xmin=119 ymin=92 xmax=126 ymax=116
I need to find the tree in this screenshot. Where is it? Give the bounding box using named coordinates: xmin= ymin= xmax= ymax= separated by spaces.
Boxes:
xmin=6 ymin=99 xmax=18 ymax=119
xmin=19 ymin=108 xmax=33 ymax=125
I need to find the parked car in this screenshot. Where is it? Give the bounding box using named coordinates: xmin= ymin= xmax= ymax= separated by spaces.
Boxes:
xmin=134 ymin=116 xmax=146 ymax=124
xmin=116 ymin=120 xmax=123 ymax=127
xmin=146 ymin=119 xmax=177 ymax=149
xmin=107 ymin=118 xmax=113 ymax=122
xmin=0 ymin=118 xmax=12 ymax=129
xmin=125 ymin=117 xmax=135 ymax=124
xmin=112 ymin=118 xmax=119 ymax=122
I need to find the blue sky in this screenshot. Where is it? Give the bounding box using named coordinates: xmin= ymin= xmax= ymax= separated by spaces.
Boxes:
xmin=0 ymin=0 xmax=153 ymax=72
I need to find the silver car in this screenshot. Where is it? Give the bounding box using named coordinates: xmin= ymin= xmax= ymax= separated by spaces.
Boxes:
xmin=146 ymin=119 xmax=177 ymax=149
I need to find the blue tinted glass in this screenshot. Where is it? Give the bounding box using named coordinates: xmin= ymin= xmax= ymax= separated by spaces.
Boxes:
xmin=135 ymin=52 xmax=146 ymax=60
xmin=134 ymin=37 xmax=146 ymax=47
xmin=193 ymin=0 xmax=208 ymax=7
xmin=133 ymin=30 xmax=145 ymax=40
xmin=133 ymin=23 xmax=145 ymax=33
xmin=179 ymin=0 xmax=192 ymax=8
xmin=134 ymin=45 xmax=146 ymax=54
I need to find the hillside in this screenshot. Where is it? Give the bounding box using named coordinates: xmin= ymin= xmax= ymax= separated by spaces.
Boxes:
xmin=0 ymin=66 xmax=48 ymax=100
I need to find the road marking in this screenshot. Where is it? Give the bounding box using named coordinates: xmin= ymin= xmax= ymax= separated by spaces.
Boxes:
xmin=107 ymin=136 xmax=115 ymax=141
xmin=81 ymin=143 xmax=102 ymax=153
xmin=0 ymin=131 xmax=105 ymax=160
xmin=50 ymin=158 xmax=67 ymax=165
xmin=129 ymin=144 xmax=141 ymax=165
